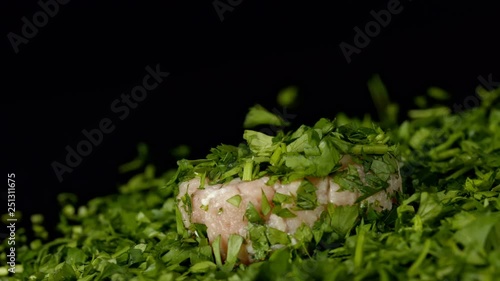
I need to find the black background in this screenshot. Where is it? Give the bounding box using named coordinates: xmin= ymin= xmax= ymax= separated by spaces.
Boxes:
xmin=2 ymin=0 xmax=499 ymax=239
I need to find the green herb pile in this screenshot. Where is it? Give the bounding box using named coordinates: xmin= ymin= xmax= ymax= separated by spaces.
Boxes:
xmin=2 ymin=79 xmax=500 ymax=281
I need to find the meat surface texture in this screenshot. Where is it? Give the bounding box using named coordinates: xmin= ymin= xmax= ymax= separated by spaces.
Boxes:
xmin=176 ymin=160 xmax=401 ymax=264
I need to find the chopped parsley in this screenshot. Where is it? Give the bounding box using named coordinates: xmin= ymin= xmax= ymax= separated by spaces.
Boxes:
xmin=2 ymin=80 xmax=500 ymax=280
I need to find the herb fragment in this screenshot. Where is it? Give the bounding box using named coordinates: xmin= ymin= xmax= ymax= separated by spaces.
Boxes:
xmin=226 ymin=195 xmax=242 ymax=208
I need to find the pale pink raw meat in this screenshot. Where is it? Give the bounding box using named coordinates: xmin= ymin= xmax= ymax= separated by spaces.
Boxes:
xmin=176 ymin=156 xmax=402 ymax=264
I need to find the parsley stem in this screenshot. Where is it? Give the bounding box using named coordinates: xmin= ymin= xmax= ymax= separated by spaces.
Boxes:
xmin=430 ymin=148 xmax=461 ymax=161
xmin=213 ymin=235 xmax=223 ymax=268
xmin=445 ymin=166 xmax=473 ymax=181
xmin=378 ymin=268 xmax=390 ymax=281
xmin=354 ymin=228 xmax=365 ymax=268
xmin=408 ymin=107 xmax=451 ymax=119
xmin=350 ymin=144 xmax=388 ymax=154
xmin=242 ymin=160 xmax=253 ymax=181
xmin=431 ymin=132 xmax=462 ymax=153
xmin=408 ymin=239 xmax=431 ymax=276
xmin=269 ymin=144 xmax=284 ymax=166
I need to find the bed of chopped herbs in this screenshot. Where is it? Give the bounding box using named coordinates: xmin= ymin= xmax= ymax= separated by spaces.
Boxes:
xmin=1 ymin=79 xmax=499 ymax=281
